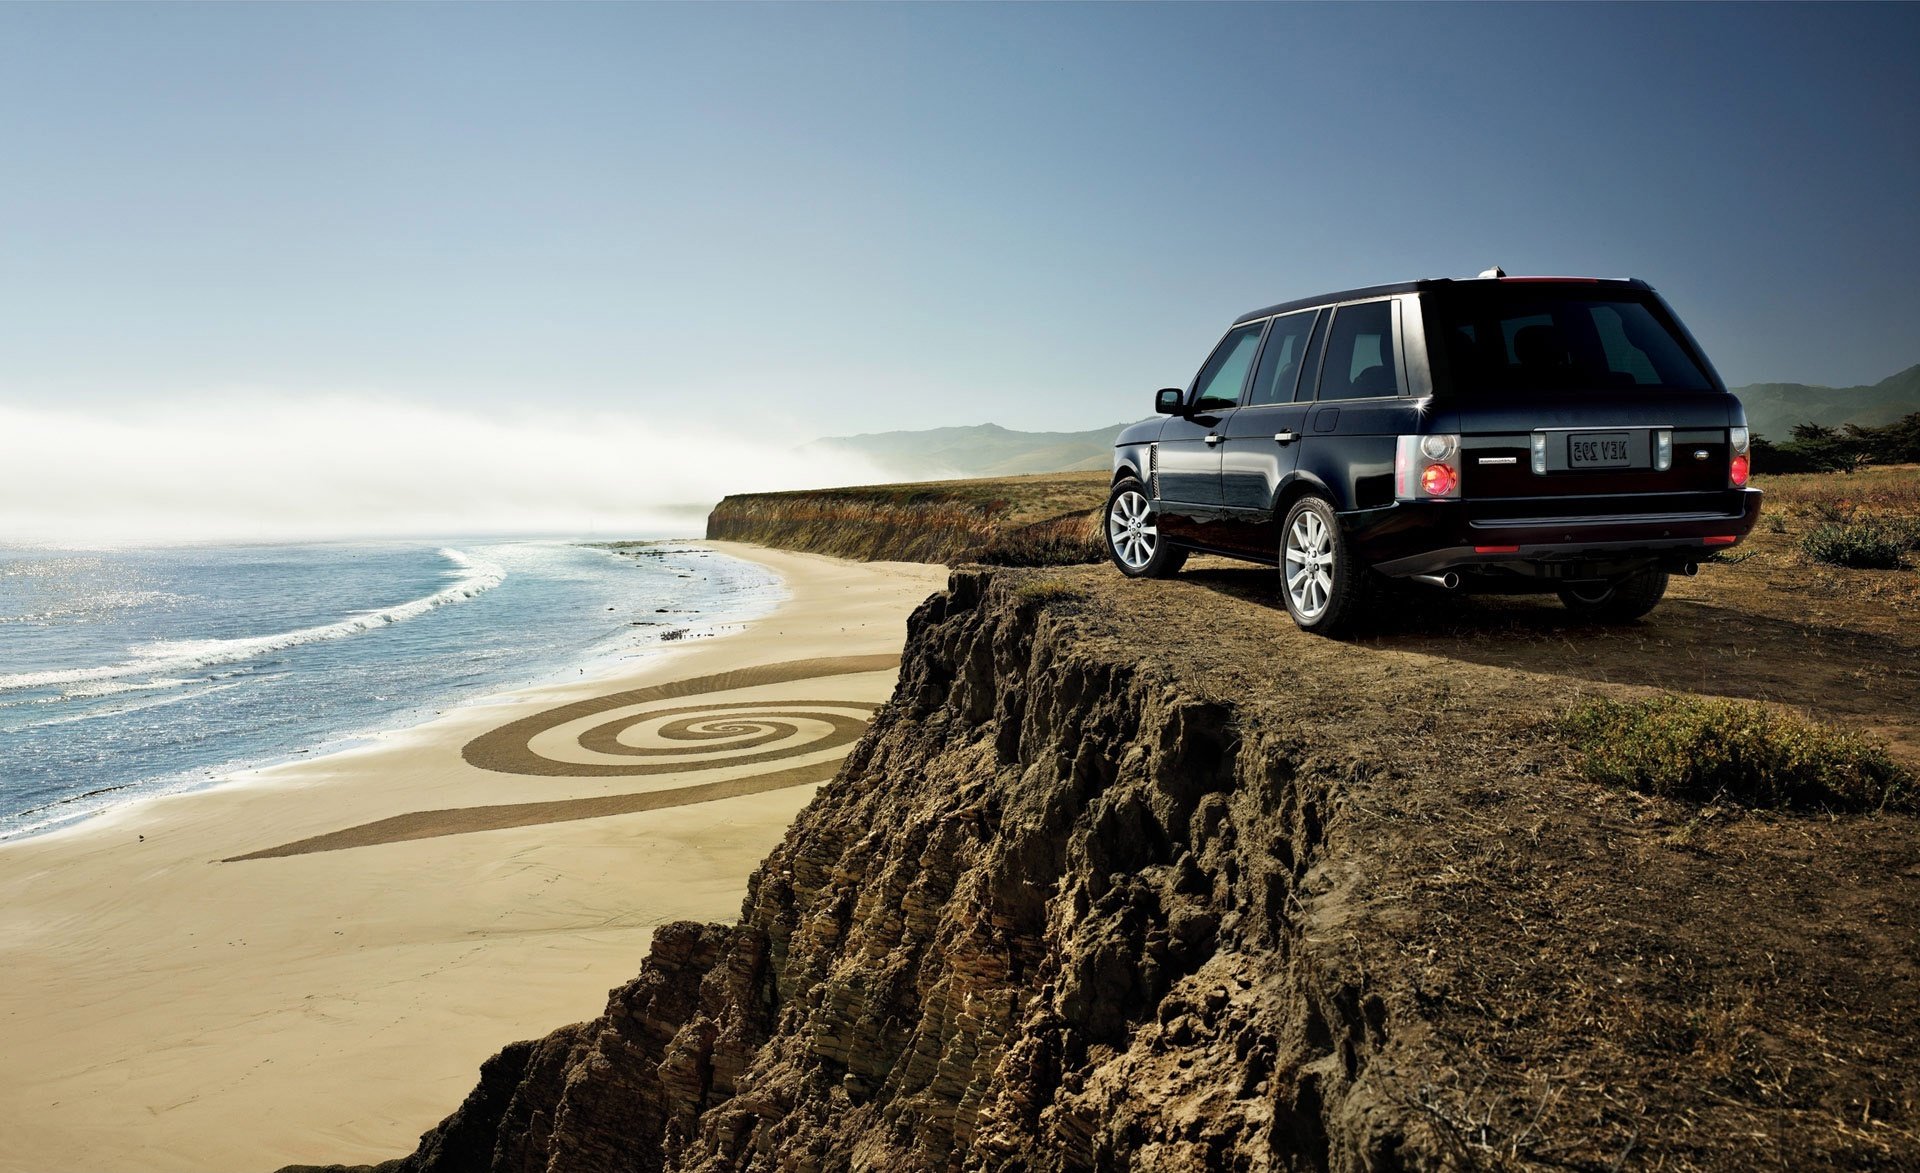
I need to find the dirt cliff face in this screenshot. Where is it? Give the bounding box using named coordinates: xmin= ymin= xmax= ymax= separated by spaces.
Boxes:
xmin=294 ymin=564 xmax=1920 ymax=1173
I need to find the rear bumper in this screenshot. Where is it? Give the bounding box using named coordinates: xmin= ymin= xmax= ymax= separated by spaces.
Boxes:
xmin=1355 ymin=489 xmax=1762 ymax=579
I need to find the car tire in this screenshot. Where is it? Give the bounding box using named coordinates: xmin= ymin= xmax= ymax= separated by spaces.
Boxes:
xmin=1105 ymin=479 xmax=1187 ymax=579
xmin=1279 ymin=496 xmax=1366 ymax=636
xmin=1557 ymin=568 xmax=1669 ymax=623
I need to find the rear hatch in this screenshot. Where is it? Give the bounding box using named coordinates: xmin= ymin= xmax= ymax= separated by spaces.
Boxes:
xmin=1423 ymin=281 xmax=1737 ymax=506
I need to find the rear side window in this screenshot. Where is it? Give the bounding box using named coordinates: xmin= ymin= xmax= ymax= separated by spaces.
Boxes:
xmin=1191 ymin=322 xmax=1264 ymax=411
xmin=1316 ymin=301 xmax=1398 ymax=400
xmin=1439 ymin=290 xmax=1713 ymax=394
xmin=1245 ymin=309 xmax=1318 ymax=406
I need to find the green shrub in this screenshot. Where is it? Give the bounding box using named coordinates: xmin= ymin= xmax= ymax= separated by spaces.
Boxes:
xmin=1801 ymin=521 xmax=1910 ymax=569
xmin=1561 ymin=696 xmax=1913 ymax=813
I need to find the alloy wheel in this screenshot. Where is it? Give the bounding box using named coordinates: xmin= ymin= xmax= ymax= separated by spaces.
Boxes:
xmin=1284 ymin=509 xmax=1335 ymax=620
xmin=1108 ymin=489 xmax=1157 ymax=570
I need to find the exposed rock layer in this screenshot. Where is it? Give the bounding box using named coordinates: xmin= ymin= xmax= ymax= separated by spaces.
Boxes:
xmin=286 ymin=564 xmax=1920 ymax=1173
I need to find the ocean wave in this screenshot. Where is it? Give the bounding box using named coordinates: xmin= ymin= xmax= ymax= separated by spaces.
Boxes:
xmin=28 ymin=678 xmax=254 ymax=728
xmin=0 ymin=548 xmax=505 ymax=693
xmin=58 ymin=677 xmax=198 ymax=699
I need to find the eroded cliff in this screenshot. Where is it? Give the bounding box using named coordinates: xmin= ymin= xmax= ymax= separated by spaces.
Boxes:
xmin=293 ymin=563 xmax=1920 ymax=1172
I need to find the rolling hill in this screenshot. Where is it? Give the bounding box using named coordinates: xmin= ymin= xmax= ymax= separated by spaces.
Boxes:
xmin=799 ymin=422 xmax=1127 ymax=481
xmin=1730 ymin=364 xmax=1920 ymax=441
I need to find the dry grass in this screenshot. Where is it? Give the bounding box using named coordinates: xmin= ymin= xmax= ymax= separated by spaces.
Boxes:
xmin=1702 ymin=465 xmax=1920 ymax=612
xmin=977 ymin=509 xmax=1106 ymax=567
xmin=1756 ymin=463 xmax=1920 ymax=522
xmin=708 ymin=471 xmax=1109 ymax=566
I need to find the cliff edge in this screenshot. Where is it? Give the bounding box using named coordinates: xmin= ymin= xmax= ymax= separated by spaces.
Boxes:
xmin=288 ymin=561 xmax=1919 ymax=1172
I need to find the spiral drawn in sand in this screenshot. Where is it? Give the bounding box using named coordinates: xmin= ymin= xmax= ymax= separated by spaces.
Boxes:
xmin=542 ymin=700 xmax=878 ymax=773
xmin=228 ymin=655 xmax=900 ymax=861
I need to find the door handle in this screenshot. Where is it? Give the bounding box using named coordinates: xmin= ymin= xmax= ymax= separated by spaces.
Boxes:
xmin=1204 ymin=434 xmax=1222 ymax=446
xmin=1274 ymin=431 xmax=1299 ymax=445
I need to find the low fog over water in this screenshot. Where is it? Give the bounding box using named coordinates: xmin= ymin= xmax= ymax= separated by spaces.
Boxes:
xmin=2 ymin=394 xmax=886 ymax=543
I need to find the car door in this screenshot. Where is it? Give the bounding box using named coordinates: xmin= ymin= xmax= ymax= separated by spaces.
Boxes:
xmin=1155 ymin=320 xmax=1266 ymax=541
xmin=1216 ymin=308 xmax=1322 ymax=555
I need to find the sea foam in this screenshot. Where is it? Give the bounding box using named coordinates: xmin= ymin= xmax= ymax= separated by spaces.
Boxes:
xmin=0 ymin=549 xmax=505 ymax=693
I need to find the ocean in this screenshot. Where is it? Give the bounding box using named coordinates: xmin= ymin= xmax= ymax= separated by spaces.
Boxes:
xmin=0 ymin=539 xmax=783 ymax=841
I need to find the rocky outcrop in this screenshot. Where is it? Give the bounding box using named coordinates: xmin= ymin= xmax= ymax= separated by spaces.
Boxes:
xmin=291 ymin=563 xmax=1920 ymax=1172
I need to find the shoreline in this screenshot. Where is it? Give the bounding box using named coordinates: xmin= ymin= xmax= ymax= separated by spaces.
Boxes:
xmin=0 ymin=542 xmax=946 ymax=1173
xmin=1 ymin=539 xmax=789 ymax=846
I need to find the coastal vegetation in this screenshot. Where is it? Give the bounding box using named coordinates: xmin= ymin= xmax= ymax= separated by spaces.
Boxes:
xmin=1751 ymin=411 xmax=1920 ymax=473
xmin=706 ymin=471 xmax=1109 ymax=566
xmin=1562 ymin=694 xmax=1912 ymax=812
xmin=1801 ymin=517 xmax=1917 ymax=569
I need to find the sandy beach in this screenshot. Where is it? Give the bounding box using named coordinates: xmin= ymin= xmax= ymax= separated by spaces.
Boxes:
xmin=0 ymin=543 xmax=945 ymax=1173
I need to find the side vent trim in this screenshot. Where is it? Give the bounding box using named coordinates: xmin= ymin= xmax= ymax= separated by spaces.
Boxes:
xmin=1148 ymin=442 xmax=1160 ymax=499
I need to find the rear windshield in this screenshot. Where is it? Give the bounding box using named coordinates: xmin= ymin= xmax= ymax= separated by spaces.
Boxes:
xmin=1432 ymin=287 xmax=1715 ymax=395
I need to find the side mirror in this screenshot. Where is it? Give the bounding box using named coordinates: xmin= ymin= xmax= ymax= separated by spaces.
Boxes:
xmin=1154 ymin=387 xmax=1186 ymax=415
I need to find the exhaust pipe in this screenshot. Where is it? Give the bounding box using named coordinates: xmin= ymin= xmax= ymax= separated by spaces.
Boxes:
xmin=1678 ymin=562 xmax=1700 ymax=577
xmin=1412 ymin=572 xmax=1460 ymax=590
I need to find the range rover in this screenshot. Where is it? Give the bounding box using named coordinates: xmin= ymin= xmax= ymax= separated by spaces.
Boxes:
xmin=1106 ymin=271 xmax=1762 ymax=635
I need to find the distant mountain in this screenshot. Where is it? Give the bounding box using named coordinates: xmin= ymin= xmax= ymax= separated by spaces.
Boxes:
xmin=801 ymin=365 xmax=1920 ymax=482
xmin=802 ymin=422 xmax=1128 ymax=481
xmin=1730 ymin=364 xmax=1920 ymax=442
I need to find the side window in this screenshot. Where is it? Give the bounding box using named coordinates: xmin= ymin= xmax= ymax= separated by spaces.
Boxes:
xmin=1316 ymin=301 xmax=1399 ymax=400
xmin=1190 ymin=322 xmax=1265 ymax=412
xmin=1245 ymin=309 xmax=1319 ymax=407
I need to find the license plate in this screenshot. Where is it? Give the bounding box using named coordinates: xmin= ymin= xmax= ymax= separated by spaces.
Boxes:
xmin=1568 ymin=432 xmax=1632 ymax=468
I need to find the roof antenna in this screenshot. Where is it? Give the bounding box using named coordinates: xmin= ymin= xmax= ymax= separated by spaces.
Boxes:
xmin=1478 ymin=265 xmax=1506 ymax=279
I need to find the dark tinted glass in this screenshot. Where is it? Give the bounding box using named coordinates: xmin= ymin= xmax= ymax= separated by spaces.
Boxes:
xmin=1246 ymin=309 xmax=1318 ymax=406
xmin=1437 ymin=289 xmax=1713 ymax=394
xmin=1316 ymin=301 xmax=1398 ymax=400
xmin=1191 ymin=322 xmax=1264 ymax=411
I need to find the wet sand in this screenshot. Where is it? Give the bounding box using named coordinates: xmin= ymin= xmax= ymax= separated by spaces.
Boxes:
xmin=0 ymin=543 xmax=945 ymax=1173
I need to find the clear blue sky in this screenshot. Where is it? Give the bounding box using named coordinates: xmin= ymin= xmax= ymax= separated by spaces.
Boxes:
xmin=2 ymin=1 xmax=1916 ymax=441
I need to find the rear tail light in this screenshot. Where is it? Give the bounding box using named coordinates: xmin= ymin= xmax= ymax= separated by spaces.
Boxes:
xmin=1396 ymin=434 xmax=1461 ymax=501
xmin=1729 ymin=427 xmax=1750 ymax=487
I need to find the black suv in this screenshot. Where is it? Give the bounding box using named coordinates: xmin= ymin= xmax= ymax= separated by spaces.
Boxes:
xmin=1106 ymin=274 xmax=1762 ymax=634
